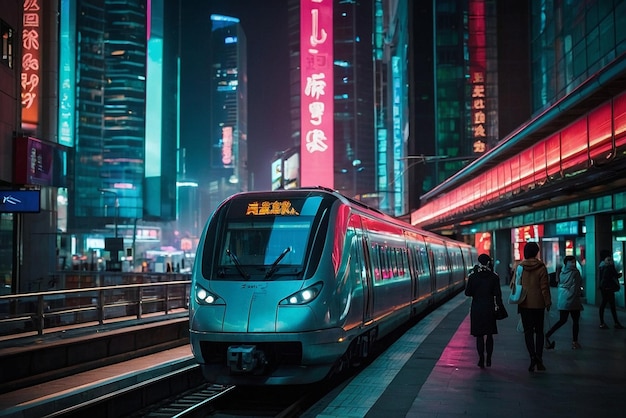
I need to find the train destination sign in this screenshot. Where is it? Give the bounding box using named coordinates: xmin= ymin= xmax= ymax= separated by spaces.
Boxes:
xmin=245 ymin=201 xmax=300 ymax=216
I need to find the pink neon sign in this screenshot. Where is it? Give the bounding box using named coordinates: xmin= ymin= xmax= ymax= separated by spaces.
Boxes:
xmin=21 ymin=0 xmax=42 ymax=130
xmin=300 ymin=0 xmax=334 ymax=188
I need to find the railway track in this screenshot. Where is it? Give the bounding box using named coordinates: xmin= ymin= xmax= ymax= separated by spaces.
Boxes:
xmin=42 ymin=362 xmax=318 ymax=418
xmin=42 ymin=364 xmax=231 ymax=418
xmin=141 ymin=383 xmax=236 ymax=417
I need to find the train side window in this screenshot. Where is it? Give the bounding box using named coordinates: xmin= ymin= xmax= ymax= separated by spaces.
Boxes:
xmin=349 ymin=235 xmax=363 ymax=286
xmin=371 ymin=243 xmax=381 ymax=281
xmin=383 ymin=247 xmax=391 ymax=279
xmin=419 ymin=247 xmax=428 ymax=275
xmin=409 ymin=247 xmax=418 ymax=276
xmin=417 ymin=248 xmax=423 ymax=275
xmin=400 ymin=248 xmax=409 ymax=279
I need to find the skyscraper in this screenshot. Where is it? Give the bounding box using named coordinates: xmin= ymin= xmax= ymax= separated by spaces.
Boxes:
xmin=207 ymin=14 xmax=248 ymax=204
xmin=64 ymin=0 xmax=180 ymax=254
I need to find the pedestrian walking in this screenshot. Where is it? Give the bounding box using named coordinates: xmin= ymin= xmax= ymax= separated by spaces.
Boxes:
xmin=465 ymin=254 xmax=503 ymax=368
xmin=545 ymin=255 xmax=583 ymax=349
xmin=598 ymin=250 xmax=624 ymax=329
xmin=511 ymin=242 xmax=552 ymax=372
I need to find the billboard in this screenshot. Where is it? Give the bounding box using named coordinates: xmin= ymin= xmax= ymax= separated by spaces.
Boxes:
xmin=13 ymin=136 xmax=67 ymax=187
xmin=284 ymin=152 xmax=300 ymax=189
xmin=271 ymin=157 xmax=282 ymax=190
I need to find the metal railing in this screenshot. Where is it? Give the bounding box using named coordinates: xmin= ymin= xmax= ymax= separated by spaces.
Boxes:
xmin=0 ymin=279 xmax=191 ymax=339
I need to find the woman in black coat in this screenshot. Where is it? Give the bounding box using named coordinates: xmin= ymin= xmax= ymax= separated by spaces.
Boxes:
xmin=465 ymin=254 xmax=503 ymax=368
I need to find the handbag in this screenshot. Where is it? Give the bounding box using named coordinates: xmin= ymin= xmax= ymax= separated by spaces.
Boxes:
xmin=508 ymin=265 xmax=528 ymax=304
xmin=600 ymin=275 xmax=620 ymax=292
xmin=494 ymin=300 xmax=508 ymax=320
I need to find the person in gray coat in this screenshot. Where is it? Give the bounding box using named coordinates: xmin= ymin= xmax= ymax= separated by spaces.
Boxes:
xmin=545 ymin=255 xmax=583 ymax=350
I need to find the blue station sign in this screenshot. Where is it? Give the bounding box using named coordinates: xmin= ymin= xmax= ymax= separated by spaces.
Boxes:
xmin=0 ymin=190 xmax=41 ymax=213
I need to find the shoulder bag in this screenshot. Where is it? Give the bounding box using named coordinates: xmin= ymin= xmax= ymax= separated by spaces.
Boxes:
xmin=600 ymin=266 xmax=621 ymax=292
xmin=508 ymin=264 xmax=527 ymax=304
xmin=494 ymin=299 xmax=508 ymax=320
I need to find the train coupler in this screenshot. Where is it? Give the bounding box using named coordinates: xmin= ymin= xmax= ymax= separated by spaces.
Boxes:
xmin=227 ymin=345 xmax=267 ymax=374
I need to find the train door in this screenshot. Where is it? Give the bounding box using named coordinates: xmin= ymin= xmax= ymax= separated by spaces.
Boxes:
xmin=359 ymin=233 xmax=374 ymax=324
xmin=425 ymin=241 xmax=437 ymax=294
xmin=349 ymin=216 xmax=373 ymax=324
xmin=407 ymin=233 xmax=429 ymax=302
xmin=407 ymin=242 xmax=419 ymax=301
xmin=441 ymin=245 xmax=453 ymax=290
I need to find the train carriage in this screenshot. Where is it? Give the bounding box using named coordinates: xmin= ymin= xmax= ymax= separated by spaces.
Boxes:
xmin=189 ymin=187 xmax=477 ymax=385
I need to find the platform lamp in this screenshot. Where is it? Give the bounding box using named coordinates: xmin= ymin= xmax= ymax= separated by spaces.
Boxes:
xmin=98 ymin=188 xmax=119 ymax=238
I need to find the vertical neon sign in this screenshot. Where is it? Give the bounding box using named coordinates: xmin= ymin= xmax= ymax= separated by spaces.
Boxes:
xmin=300 ymin=0 xmax=333 ymax=188
xmin=21 ymin=0 xmax=42 ymax=131
xmin=469 ymin=0 xmax=487 ymax=154
xmin=59 ymin=0 xmax=76 ymax=146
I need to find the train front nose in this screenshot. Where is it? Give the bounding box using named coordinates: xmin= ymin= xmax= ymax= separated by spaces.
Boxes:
xmin=220 ymin=284 xmax=281 ymax=332
xmin=215 ymin=281 xmax=318 ymax=332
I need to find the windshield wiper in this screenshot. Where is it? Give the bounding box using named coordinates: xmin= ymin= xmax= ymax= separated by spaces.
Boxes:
xmin=226 ymin=249 xmax=250 ymax=280
xmin=265 ymin=247 xmax=292 ymax=279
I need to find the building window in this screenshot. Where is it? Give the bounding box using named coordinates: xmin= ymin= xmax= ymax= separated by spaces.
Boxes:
xmin=1 ymin=19 xmax=14 ymax=68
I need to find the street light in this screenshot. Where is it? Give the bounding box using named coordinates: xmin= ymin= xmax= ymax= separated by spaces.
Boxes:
xmin=392 ymin=154 xmax=477 ymax=185
xmin=389 ymin=155 xmax=449 ymax=188
xmin=99 ymin=188 xmax=119 ymax=238
xmin=352 ymin=159 xmax=362 ymax=198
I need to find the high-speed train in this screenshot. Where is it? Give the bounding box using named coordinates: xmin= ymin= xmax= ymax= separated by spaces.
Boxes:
xmin=189 ymin=187 xmax=477 ymax=385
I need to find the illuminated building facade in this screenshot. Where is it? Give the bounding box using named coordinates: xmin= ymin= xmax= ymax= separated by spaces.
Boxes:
xmin=178 ymin=9 xmax=248 ymax=240
xmin=66 ymin=0 xmax=179 ymax=238
xmin=206 ymin=14 xmax=248 ymax=212
xmin=409 ymin=0 xmax=502 ymax=209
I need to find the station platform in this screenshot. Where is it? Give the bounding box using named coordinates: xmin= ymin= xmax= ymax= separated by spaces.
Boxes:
xmin=304 ymin=288 xmax=626 ymax=418
xmin=0 ymin=313 xmax=192 ymax=418
xmin=0 ymin=345 xmax=194 ymax=417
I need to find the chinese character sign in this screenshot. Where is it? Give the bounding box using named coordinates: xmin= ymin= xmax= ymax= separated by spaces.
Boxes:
xmin=469 ymin=0 xmax=487 ymax=154
xmin=246 ymin=201 xmax=300 ymax=216
xmin=21 ymin=0 xmax=42 ymax=130
xmin=300 ymin=0 xmax=333 ymax=188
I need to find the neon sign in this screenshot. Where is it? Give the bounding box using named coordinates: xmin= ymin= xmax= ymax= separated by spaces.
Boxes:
xmin=300 ymin=0 xmax=333 ymax=188
xmin=469 ymin=0 xmax=487 ymax=154
xmin=21 ymin=0 xmax=42 ymax=130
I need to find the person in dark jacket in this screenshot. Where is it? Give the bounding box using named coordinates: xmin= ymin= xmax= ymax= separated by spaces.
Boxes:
xmin=465 ymin=254 xmax=503 ymax=368
xmin=598 ymin=250 xmax=624 ymax=329
xmin=511 ymin=242 xmax=551 ymax=372
xmin=545 ymin=255 xmax=584 ymax=349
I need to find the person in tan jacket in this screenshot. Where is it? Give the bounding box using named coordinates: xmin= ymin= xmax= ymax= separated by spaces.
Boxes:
xmin=511 ymin=241 xmax=552 ymax=372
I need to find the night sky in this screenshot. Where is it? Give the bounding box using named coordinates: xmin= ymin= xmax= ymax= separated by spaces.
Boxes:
xmin=180 ymin=0 xmax=291 ymax=191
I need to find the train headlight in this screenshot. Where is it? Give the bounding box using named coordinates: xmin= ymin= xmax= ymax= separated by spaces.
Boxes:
xmin=195 ymin=285 xmax=224 ymax=305
xmin=279 ymin=282 xmax=323 ymax=305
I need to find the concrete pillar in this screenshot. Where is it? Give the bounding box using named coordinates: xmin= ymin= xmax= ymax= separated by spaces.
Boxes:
xmin=493 ymin=229 xmax=513 ymax=286
xmin=584 ymin=214 xmax=612 ymax=305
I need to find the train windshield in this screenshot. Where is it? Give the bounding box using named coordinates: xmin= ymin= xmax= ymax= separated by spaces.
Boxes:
xmin=215 ymin=195 xmax=325 ymax=280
